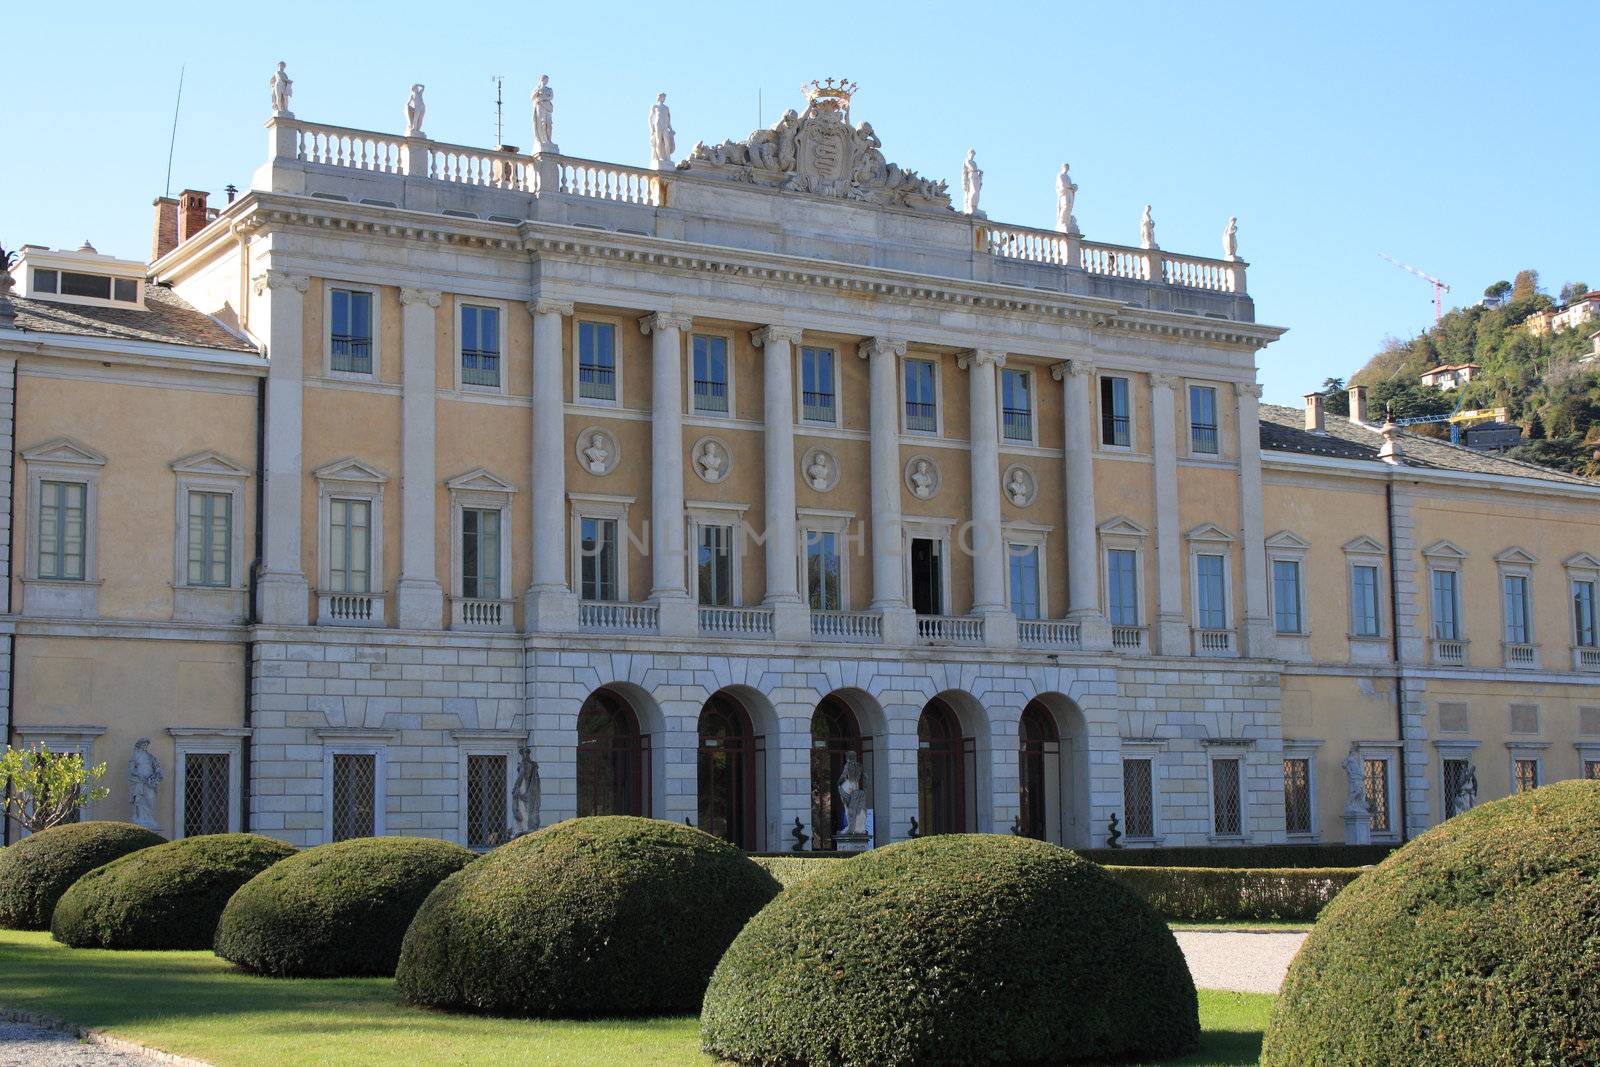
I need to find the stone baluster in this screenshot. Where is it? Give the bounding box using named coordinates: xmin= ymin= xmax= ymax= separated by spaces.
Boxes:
xmin=1150 ymin=373 xmax=1188 ymax=653
xmin=252 ymin=270 xmax=311 ymax=624
xmin=525 ymin=298 xmax=578 ymax=631
xmin=1236 ymin=382 xmax=1272 ymax=656
xmin=396 ymin=288 xmax=444 ymax=629
xmin=641 ymin=311 xmax=696 ymax=636
xmin=1052 ymin=358 xmax=1111 ymax=649
xmin=753 ymin=325 xmax=808 ymax=641
xmin=960 ymin=349 xmax=1017 ymax=648
xmin=858 ymin=337 xmax=915 ymax=645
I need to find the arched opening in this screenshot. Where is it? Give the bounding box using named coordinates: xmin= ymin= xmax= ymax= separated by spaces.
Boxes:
xmin=576 ymin=687 xmax=651 ymax=818
xmin=698 ymin=690 xmax=764 ymax=850
xmin=1019 ymin=693 xmax=1091 ymax=847
xmin=917 ymin=696 xmax=974 ymax=835
xmin=810 ymin=695 xmax=872 ymax=851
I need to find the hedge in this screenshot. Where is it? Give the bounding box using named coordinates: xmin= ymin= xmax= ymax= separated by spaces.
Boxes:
xmin=0 ymin=822 xmax=166 ymax=930
xmin=703 ymin=834 xmax=1199 ymax=1066
xmin=1263 ymin=781 xmax=1600 ymax=1065
xmin=215 ymin=836 xmax=476 ymax=977
xmin=1108 ymin=865 xmax=1362 ymax=921
xmin=1077 ymin=842 xmax=1393 ymax=868
xmin=52 ymin=834 xmax=296 ymax=950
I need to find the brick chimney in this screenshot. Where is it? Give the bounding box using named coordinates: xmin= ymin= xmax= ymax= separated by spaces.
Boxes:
xmin=1348 ymin=384 xmax=1369 ymax=424
xmin=1303 ymin=392 xmax=1326 ymax=432
xmin=151 ymin=197 xmax=179 ymax=260
xmin=177 ymin=189 xmax=210 ymax=245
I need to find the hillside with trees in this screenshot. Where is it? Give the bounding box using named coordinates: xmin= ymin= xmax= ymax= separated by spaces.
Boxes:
xmin=1326 ymin=270 xmax=1600 ymax=477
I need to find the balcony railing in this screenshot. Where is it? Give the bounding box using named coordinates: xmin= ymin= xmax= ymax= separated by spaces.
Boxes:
xmin=1575 ymin=645 xmax=1600 ymax=672
xmin=698 ymin=606 xmax=774 ymax=636
xmin=1111 ymin=625 xmax=1148 ymax=652
xmin=1018 ymin=619 xmax=1082 ymax=649
xmin=916 ymin=614 xmax=984 ymax=645
xmin=1190 ymin=423 xmax=1220 ymax=455
xmin=578 ymin=363 xmax=615 ymax=401
xmin=801 ymin=391 xmax=835 ymax=423
xmin=905 ymin=401 xmax=938 ymax=433
xmin=579 ymin=601 xmax=658 ymax=632
xmin=1503 ymin=642 xmax=1539 ymax=669
xmin=693 ymin=378 xmax=729 ymax=413
xmin=452 ymin=597 xmax=513 ymax=632
xmin=318 ymin=591 xmax=384 ymax=626
xmin=461 ymin=351 xmax=500 ymax=388
xmin=1194 ymin=629 xmax=1235 ymax=656
xmin=1431 ymin=638 xmax=1468 ymax=665
xmin=1002 ymin=407 xmax=1033 ymax=442
xmin=1102 ymin=414 xmax=1131 ymax=448
xmin=331 ymin=337 xmax=372 ymax=374
xmin=811 ymin=610 xmax=882 ymax=642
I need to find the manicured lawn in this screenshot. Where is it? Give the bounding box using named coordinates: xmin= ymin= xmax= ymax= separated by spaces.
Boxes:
xmin=0 ymin=930 xmax=1272 ymax=1065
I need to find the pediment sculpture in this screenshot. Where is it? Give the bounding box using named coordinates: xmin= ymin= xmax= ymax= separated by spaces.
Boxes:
xmin=680 ymin=79 xmax=952 ymax=212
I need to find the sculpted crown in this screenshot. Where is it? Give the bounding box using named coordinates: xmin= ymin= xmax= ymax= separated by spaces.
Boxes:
xmin=801 ymin=77 xmax=858 ymax=110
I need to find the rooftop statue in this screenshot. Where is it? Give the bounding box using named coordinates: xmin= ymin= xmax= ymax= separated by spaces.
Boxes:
xmin=269 ymin=62 xmax=293 ymax=118
xmin=962 ymin=149 xmax=983 ymax=216
xmin=1055 ymin=163 xmax=1079 ymax=235
xmin=532 ymin=75 xmax=557 ymax=154
xmin=405 ymin=84 xmax=426 ymax=139
xmin=1223 ymin=215 xmax=1239 ymax=261
xmin=1140 ymin=204 xmax=1158 ymax=251
xmin=649 ymin=93 xmax=676 ymax=170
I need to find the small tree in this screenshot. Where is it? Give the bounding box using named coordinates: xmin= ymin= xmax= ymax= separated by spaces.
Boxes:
xmin=1512 ymin=270 xmax=1541 ymax=303
xmin=0 ymin=744 xmax=109 ymax=833
xmin=1560 ymin=281 xmax=1591 ymax=305
xmin=1484 ymin=280 xmax=1512 ymax=300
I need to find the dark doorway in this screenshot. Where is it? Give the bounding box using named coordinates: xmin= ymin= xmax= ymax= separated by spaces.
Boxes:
xmin=911 ymin=537 xmax=943 ymax=615
xmin=576 ymin=688 xmax=650 ymax=818
xmin=918 ymin=697 xmax=970 ymax=834
xmin=698 ymin=692 xmax=763 ymax=849
xmin=810 ymin=695 xmax=870 ymax=850
xmin=1017 ymin=700 xmax=1061 ymax=841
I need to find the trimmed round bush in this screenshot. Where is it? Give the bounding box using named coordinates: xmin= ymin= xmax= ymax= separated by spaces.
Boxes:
xmin=1264 ymin=780 xmax=1600 ymax=1066
xmin=215 ymin=836 xmax=475 ymax=977
xmin=51 ymin=833 xmax=295 ymax=950
xmin=702 ymin=834 xmax=1199 ymax=1066
xmin=0 ymin=822 xmax=165 ymax=930
xmin=396 ymin=816 xmax=781 ymax=1016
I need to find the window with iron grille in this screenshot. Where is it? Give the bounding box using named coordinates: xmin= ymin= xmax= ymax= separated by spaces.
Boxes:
xmin=800 ymin=347 xmax=835 ymax=423
xmin=1122 ymin=758 xmax=1154 ymax=838
xmin=1283 ymin=757 xmax=1311 ymax=834
xmin=460 ymin=304 xmax=501 ymax=388
xmin=1364 ymin=758 xmax=1390 ymax=833
xmin=1442 ymin=757 xmax=1471 ymax=819
xmin=1586 ymin=760 xmax=1600 ymax=781
xmin=182 ymin=752 xmax=231 ymax=837
xmin=1212 ymin=758 xmax=1242 ymax=836
xmin=185 ymin=491 xmax=232 ymax=588
xmin=1514 ymin=758 xmax=1540 ymax=794
xmin=330 ymin=288 xmax=373 ymax=374
xmin=692 ymin=335 xmax=730 ymax=414
xmin=465 ymin=754 xmax=508 ymax=848
xmin=331 ymin=753 xmax=377 ymax=841
xmin=1001 ymin=368 xmax=1033 ymax=442
xmin=904 ymin=359 xmax=938 ymax=433
xmin=1100 ymin=375 xmax=1131 ymax=447
xmin=1188 ymin=384 xmax=1219 ymax=454
xmin=577 ymin=321 xmax=617 ymax=401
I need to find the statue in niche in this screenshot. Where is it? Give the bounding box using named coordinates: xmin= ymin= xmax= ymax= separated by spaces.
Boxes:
xmin=1222 ymin=216 xmax=1239 ymax=261
xmin=1007 ymin=468 xmax=1032 ymax=506
xmin=583 ymin=431 xmax=611 ymax=474
xmin=1140 ymin=204 xmax=1158 ymax=250
xmin=1453 ymin=760 xmax=1479 ymax=815
xmin=511 ymin=743 xmax=540 ymax=834
xmin=649 ymin=93 xmax=675 ymax=170
xmin=128 ymin=738 xmax=163 ymax=831
xmin=1055 ymin=163 xmax=1079 ymax=234
xmin=1342 ymin=746 xmax=1368 ymax=815
xmin=531 ymin=75 xmax=556 ymax=152
xmin=269 ymin=61 xmax=293 ymax=117
xmin=838 ymin=751 xmax=869 ymax=836
xmin=696 ymin=440 xmax=726 ymax=482
xmin=404 ymin=84 xmax=426 ymax=138
xmin=909 ymin=459 xmax=935 ymax=499
xmin=806 ymin=452 xmax=832 ymax=491
xmin=962 ymin=149 xmax=983 ymax=215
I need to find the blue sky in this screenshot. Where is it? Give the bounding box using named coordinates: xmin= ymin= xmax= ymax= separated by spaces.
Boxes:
xmin=4 ymin=1 xmax=1595 ymax=404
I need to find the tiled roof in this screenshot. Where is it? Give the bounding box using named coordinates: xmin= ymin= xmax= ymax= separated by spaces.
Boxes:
xmin=1258 ymin=404 xmax=1595 ymax=487
xmin=3 ymin=285 xmax=257 ymax=353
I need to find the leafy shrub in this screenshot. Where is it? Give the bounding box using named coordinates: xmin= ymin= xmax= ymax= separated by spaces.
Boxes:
xmin=702 ymin=834 xmax=1199 ymax=1066
xmin=1077 ymin=842 xmax=1393 ymax=868
xmin=0 ymin=822 xmax=165 ymax=930
xmin=396 ymin=816 xmax=780 ymax=1016
xmin=1263 ymin=781 xmax=1600 ymax=1065
xmin=215 ymin=836 xmax=475 ymax=977
xmin=750 ymin=853 xmax=847 ymax=889
xmin=51 ymin=834 xmax=295 ymax=950
xmin=1108 ymin=865 xmax=1362 ymax=921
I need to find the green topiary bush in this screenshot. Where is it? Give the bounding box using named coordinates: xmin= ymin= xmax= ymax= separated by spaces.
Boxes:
xmin=51 ymin=833 xmax=295 ymax=950
xmin=702 ymin=834 xmax=1199 ymax=1066
xmin=0 ymin=822 xmax=166 ymax=930
xmin=215 ymin=836 xmax=475 ymax=977
xmin=396 ymin=816 xmax=780 ymax=1016
xmin=1263 ymin=780 xmax=1600 ymax=1066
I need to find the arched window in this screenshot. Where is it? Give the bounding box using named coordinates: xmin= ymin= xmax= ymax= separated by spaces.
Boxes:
xmin=577 ymin=688 xmax=648 ymax=818
xmin=698 ymin=693 xmax=761 ymax=849
xmin=918 ymin=699 xmax=969 ymax=835
xmin=810 ymin=696 xmax=869 ymax=851
xmin=1017 ymin=700 xmax=1061 ymax=841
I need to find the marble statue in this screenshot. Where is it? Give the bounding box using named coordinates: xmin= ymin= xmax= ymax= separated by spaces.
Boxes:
xmin=405 ymin=84 xmax=426 ymax=139
xmin=1055 ymin=163 xmax=1079 ymax=234
xmin=1139 ymin=204 xmax=1158 ymax=250
xmin=583 ymin=431 xmax=611 ymax=474
xmin=1342 ymin=746 xmax=1367 ymax=815
xmin=1007 ymin=468 xmax=1031 ymax=506
xmin=269 ymin=62 xmax=293 ymax=117
xmin=531 ymin=75 xmax=556 ymax=153
xmin=1222 ymin=216 xmax=1239 ymax=261
xmin=806 ymin=452 xmax=832 ymax=491
xmin=649 ymin=93 xmax=675 ymax=170
xmin=128 ymin=737 xmax=163 ymax=831
xmin=910 ymin=459 xmax=935 ymax=499
xmin=1453 ymin=760 xmax=1479 ymax=815
xmin=511 ymin=743 xmax=540 ymax=833
xmin=838 ymin=751 xmax=869 ymax=835
xmin=962 ymin=149 xmax=983 ymax=216
xmin=696 ymin=440 xmax=726 ymax=482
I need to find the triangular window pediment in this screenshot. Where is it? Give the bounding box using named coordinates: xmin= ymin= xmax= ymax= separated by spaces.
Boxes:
xmin=445 ymin=468 xmax=517 ymax=494
xmin=1494 ymin=546 xmax=1539 ymax=566
xmin=171 ymin=450 xmax=250 ymax=478
xmin=1422 ymin=539 xmax=1468 ymax=560
xmin=1185 ymin=522 xmax=1236 ymax=544
xmin=1097 ymin=515 xmax=1148 ymax=538
xmin=1563 ymin=552 xmax=1600 ymax=572
xmin=1342 ymin=535 xmax=1386 ymax=556
xmin=1265 ymin=530 xmax=1311 ymax=551
xmin=312 ymin=457 xmax=388 ymax=484
xmin=22 ymin=437 xmax=106 ymax=467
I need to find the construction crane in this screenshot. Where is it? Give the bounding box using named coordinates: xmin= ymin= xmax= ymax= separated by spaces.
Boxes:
xmin=1379 ymin=252 xmax=1451 ymax=323
xmin=1389 ymin=389 xmax=1508 ymax=446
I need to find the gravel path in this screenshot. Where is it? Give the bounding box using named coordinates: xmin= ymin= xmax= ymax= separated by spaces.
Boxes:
xmin=1174 ymin=929 xmax=1309 ymax=994
xmin=0 ymin=1020 xmax=179 ymax=1067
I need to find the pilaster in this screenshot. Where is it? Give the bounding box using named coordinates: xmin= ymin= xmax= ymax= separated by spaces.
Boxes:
xmin=1235 ymin=382 xmax=1272 ymax=657
xmin=1149 ymin=373 xmax=1187 ymax=654
xmin=1053 ymin=358 xmax=1110 ymax=650
xmin=642 ymin=311 xmax=694 ymax=636
xmin=252 ymin=270 xmax=311 ymax=624
xmin=525 ymin=298 xmax=578 ymax=632
xmin=960 ymin=348 xmax=1016 ymax=649
xmin=395 ymin=288 xmax=444 ymax=629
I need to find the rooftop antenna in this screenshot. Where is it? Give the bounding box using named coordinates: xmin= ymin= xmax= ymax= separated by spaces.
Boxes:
xmin=163 ymin=64 xmax=186 ymax=198
xmin=492 ymin=75 xmax=505 ymax=146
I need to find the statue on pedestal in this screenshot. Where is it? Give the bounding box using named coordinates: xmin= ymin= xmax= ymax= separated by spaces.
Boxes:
xmin=511 ymin=743 xmax=540 ymax=834
xmin=1139 ymin=204 xmax=1158 ymax=250
xmin=1453 ymin=760 xmax=1479 ymax=815
xmin=649 ymin=93 xmax=676 ymax=170
xmin=269 ymin=62 xmax=293 ymax=118
xmin=128 ymin=738 xmax=163 ymax=831
xmin=1222 ymin=216 xmax=1239 ymax=261
xmin=962 ymin=149 xmax=984 ymax=216
xmin=1055 ymin=163 xmax=1079 ymax=235
xmin=1342 ymin=746 xmax=1368 ymax=816
xmin=405 ymin=84 xmax=426 ymax=139
xmin=838 ymin=751 xmax=869 ymax=836
xmin=531 ymin=74 xmax=556 ymax=154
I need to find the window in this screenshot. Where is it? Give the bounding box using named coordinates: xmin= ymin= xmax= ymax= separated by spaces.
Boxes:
xmin=330 ymin=753 xmax=378 ymax=841
xmin=1364 ymin=758 xmax=1390 ymax=833
xmin=37 ymin=480 xmax=87 ymax=580
xmin=461 ymin=508 xmax=501 ymax=600
xmin=1001 ymin=368 xmax=1033 ymax=442
xmin=1188 ymin=384 xmax=1219 ymax=455
xmin=1212 ymin=758 xmax=1242 ymax=836
xmin=330 ymin=287 xmax=373 ymax=374
xmin=181 ymin=753 xmax=231 ymax=837
xmin=1009 ymin=544 xmax=1041 ymax=620
xmin=910 ymin=537 xmax=944 ymax=615
xmin=1351 ymin=564 xmax=1382 ymax=637
xmin=580 ymin=517 xmax=619 ymax=601
xmin=185 ymin=491 xmax=232 ymax=588
xmin=1514 ymin=757 xmax=1540 ymax=794
xmin=800 ymin=347 xmax=836 ymax=423
xmin=1107 ymin=548 xmax=1140 ymax=626
xmin=1431 ymin=569 xmax=1461 ymax=640
xmin=1100 ymin=375 xmax=1131 ymax=447
xmin=1586 ymin=759 xmax=1600 ymax=781
xmin=697 ymin=524 xmax=734 ymax=606
xmin=1123 ymin=758 xmax=1155 ymax=838
xmin=1503 ymin=574 xmax=1531 ymax=644
xmin=465 ymin=754 xmax=508 ymax=848
xmin=692 ymin=335 xmax=730 ymax=414
xmin=1196 ymin=553 xmax=1228 ymax=630
xmin=31 ymin=268 xmax=57 ymax=294
xmin=328 ymin=499 xmax=372 ymax=594
xmin=904 ymin=359 xmax=938 ymax=433
xmin=578 ymin=321 xmax=617 ymax=402
xmin=1283 ymin=758 xmax=1311 ymax=834
xmin=1575 ymin=580 xmax=1598 ymax=647
xmin=1273 ymin=559 xmax=1303 ymax=634
xmin=459 ymin=303 xmax=501 ymax=389
xmin=806 ymin=530 xmax=842 ymax=611
xmin=1442 ymin=757 xmax=1472 ymax=819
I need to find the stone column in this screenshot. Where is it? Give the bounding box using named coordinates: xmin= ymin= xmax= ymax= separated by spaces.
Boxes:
xmin=525 ymin=299 xmax=578 ymax=632
xmin=1150 ymin=373 xmax=1188 ymax=654
xmin=858 ymin=337 xmax=915 ymax=645
xmin=252 ymin=270 xmax=311 ymax=624
xmin=395 ymin=288 xmax=444 ymax=629
xmin=960 ymin=349 xmax=1018 ymax=648
xmin=1052 ymin=358 xmax=1111 ymax=650
xmin=1236 ymin=382 xmax=1272 ymax=657
xmin=641 ymin=311 xmax=696 ymax=635
xmin=753 ymin=325 xmax=808 ymax=641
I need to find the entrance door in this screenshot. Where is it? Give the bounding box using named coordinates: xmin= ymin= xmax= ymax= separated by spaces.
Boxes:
xmin=911 ymin=537 xmax=943 ymax=615
xmin=698 ymin=693 xmax=761 ymax=849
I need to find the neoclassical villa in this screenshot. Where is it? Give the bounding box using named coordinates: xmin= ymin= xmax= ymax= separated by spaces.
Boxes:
xmin=3 ymin=75 xmax=1598 ymax=853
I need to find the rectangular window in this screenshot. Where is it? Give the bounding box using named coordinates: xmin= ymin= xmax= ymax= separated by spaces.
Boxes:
xmin=37 ymin=480 xmax=87 ymax=580
xmin=904 ymin=359 xmax=938 ymax=433
xmin=1442 ymin=758 xmax=1471 ymax=819
xmin=1273 ymin=559 xmax=1303 ymax=634
xmin=1283 ymin=758 xmax=1311 ymax=834
xmin=113 ymin=278 xmax=138 ymax=303
xmin=1189 ymin=384 xmax=1219 ymax=455
xmin=1586 ymin=760 xmax=1600 ymax=781
xmin=1575 ymin=580 xmax=1598 ymax=647
xmin=330 ymin=753 xmax=377 ymax=842
xmin=579 ymin=517 xmax=618 ymax=601
xmin=330 ymin=288 xmax=373 ymax=374
xmin=577 ymin=321 xmax=617 ymax=401
xmin=1364 ymin=758 xmax=1391 ymax=833
xmin=1122 ymin=758 xmax=1154 ymax=838
xmin=460 ymin=304 xmax=501 ymax=388
xmin=1212 ymin=758 xmax=1242 ymax=836
xmin=1107 ymin=549 xmax=1140 ymax=626
xmin=185 ymin=491 xmax=232 ymax=588
xmin=61 ymin=271 xmax=112 ymax=300
xmin=1514 ymin=758 xmax=1539 ymax=794
xmin=1001 ymin=368 xmax=1033 ymax=442
xmin=806 ymin=530 xmax=841 ymax=611
xmin=692 ymin=335 xmax=730 ymax=414
xmin=32 ymin=268 xmax=59 ymax=294
xmin=696 ymin=524 xmax=734 ymax=607
xmin=461 ymin=507 xmax=501 ymax=600
xmin=1196 ymin=553 xmax=1227 ymax=630
xmin=1431 ymin=570 xmax=1461 ymax=640
xmin=1503 ymin=574 xmax=1531 ymax=644
xmin=800 ymin=347 xmax=836 ymax=423
xmin=328 ymin=498 xmax=372 ymax=594
xmin=1008 ymin=544 xmax=1041 ymax=620
xmin=465 ymin=754 xmax=508 ymax=849
xmin=182 ymin=753 xmax=231 ymax=837
xmin=1100 ymin=376 xmax=1131 ymax=447
xmin=1351 ymin=564 xmax=1382 ymax=637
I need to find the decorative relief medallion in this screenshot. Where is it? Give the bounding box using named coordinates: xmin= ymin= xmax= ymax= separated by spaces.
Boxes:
xmin=693 ymin=436 xmax=732 ymax=484
xmin=1004 ymin=465 xmax=1036 ymax=507
xmin=904 ymin=455 xmax=941 ymax=501
xmin=575 ymin=427 xmax=619 ymax=476
xmin=802 ymin=447 xmax=839 ymax=493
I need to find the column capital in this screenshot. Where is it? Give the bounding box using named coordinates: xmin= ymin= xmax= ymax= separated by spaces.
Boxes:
xmin=856 ymin=337 xmax=907 ymax=360
xmin=639 ymin=310 xmax=693 ymax=335
xmin=527 ymin=297 xmax=573 ymax=317
xmin=956 ymin=349 xmax=1006 ymax=371
xmin=399 ymin=287 xmax=442 ymax=308
xmin=1239 ymin=382 xmax=1264 ymax=400
xmin=252 ymin=270 xmax=309 ymax=296
xmin=1149 ymin=372 xmax=1180 ymax=391
xmin=1049 ymin=358 xmax=1096 ymax=381
xmin=751 ymin=324 xmax=804 ymax=348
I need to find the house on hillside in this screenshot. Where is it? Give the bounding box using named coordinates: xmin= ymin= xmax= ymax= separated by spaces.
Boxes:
xmin=1419 ymin=363 xmax=1480 ymax=390
xmin=1553 ymin=292 xmax=1600 ymax=333
xmin=1524 ymin=308 xmax=1558 ymax=336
